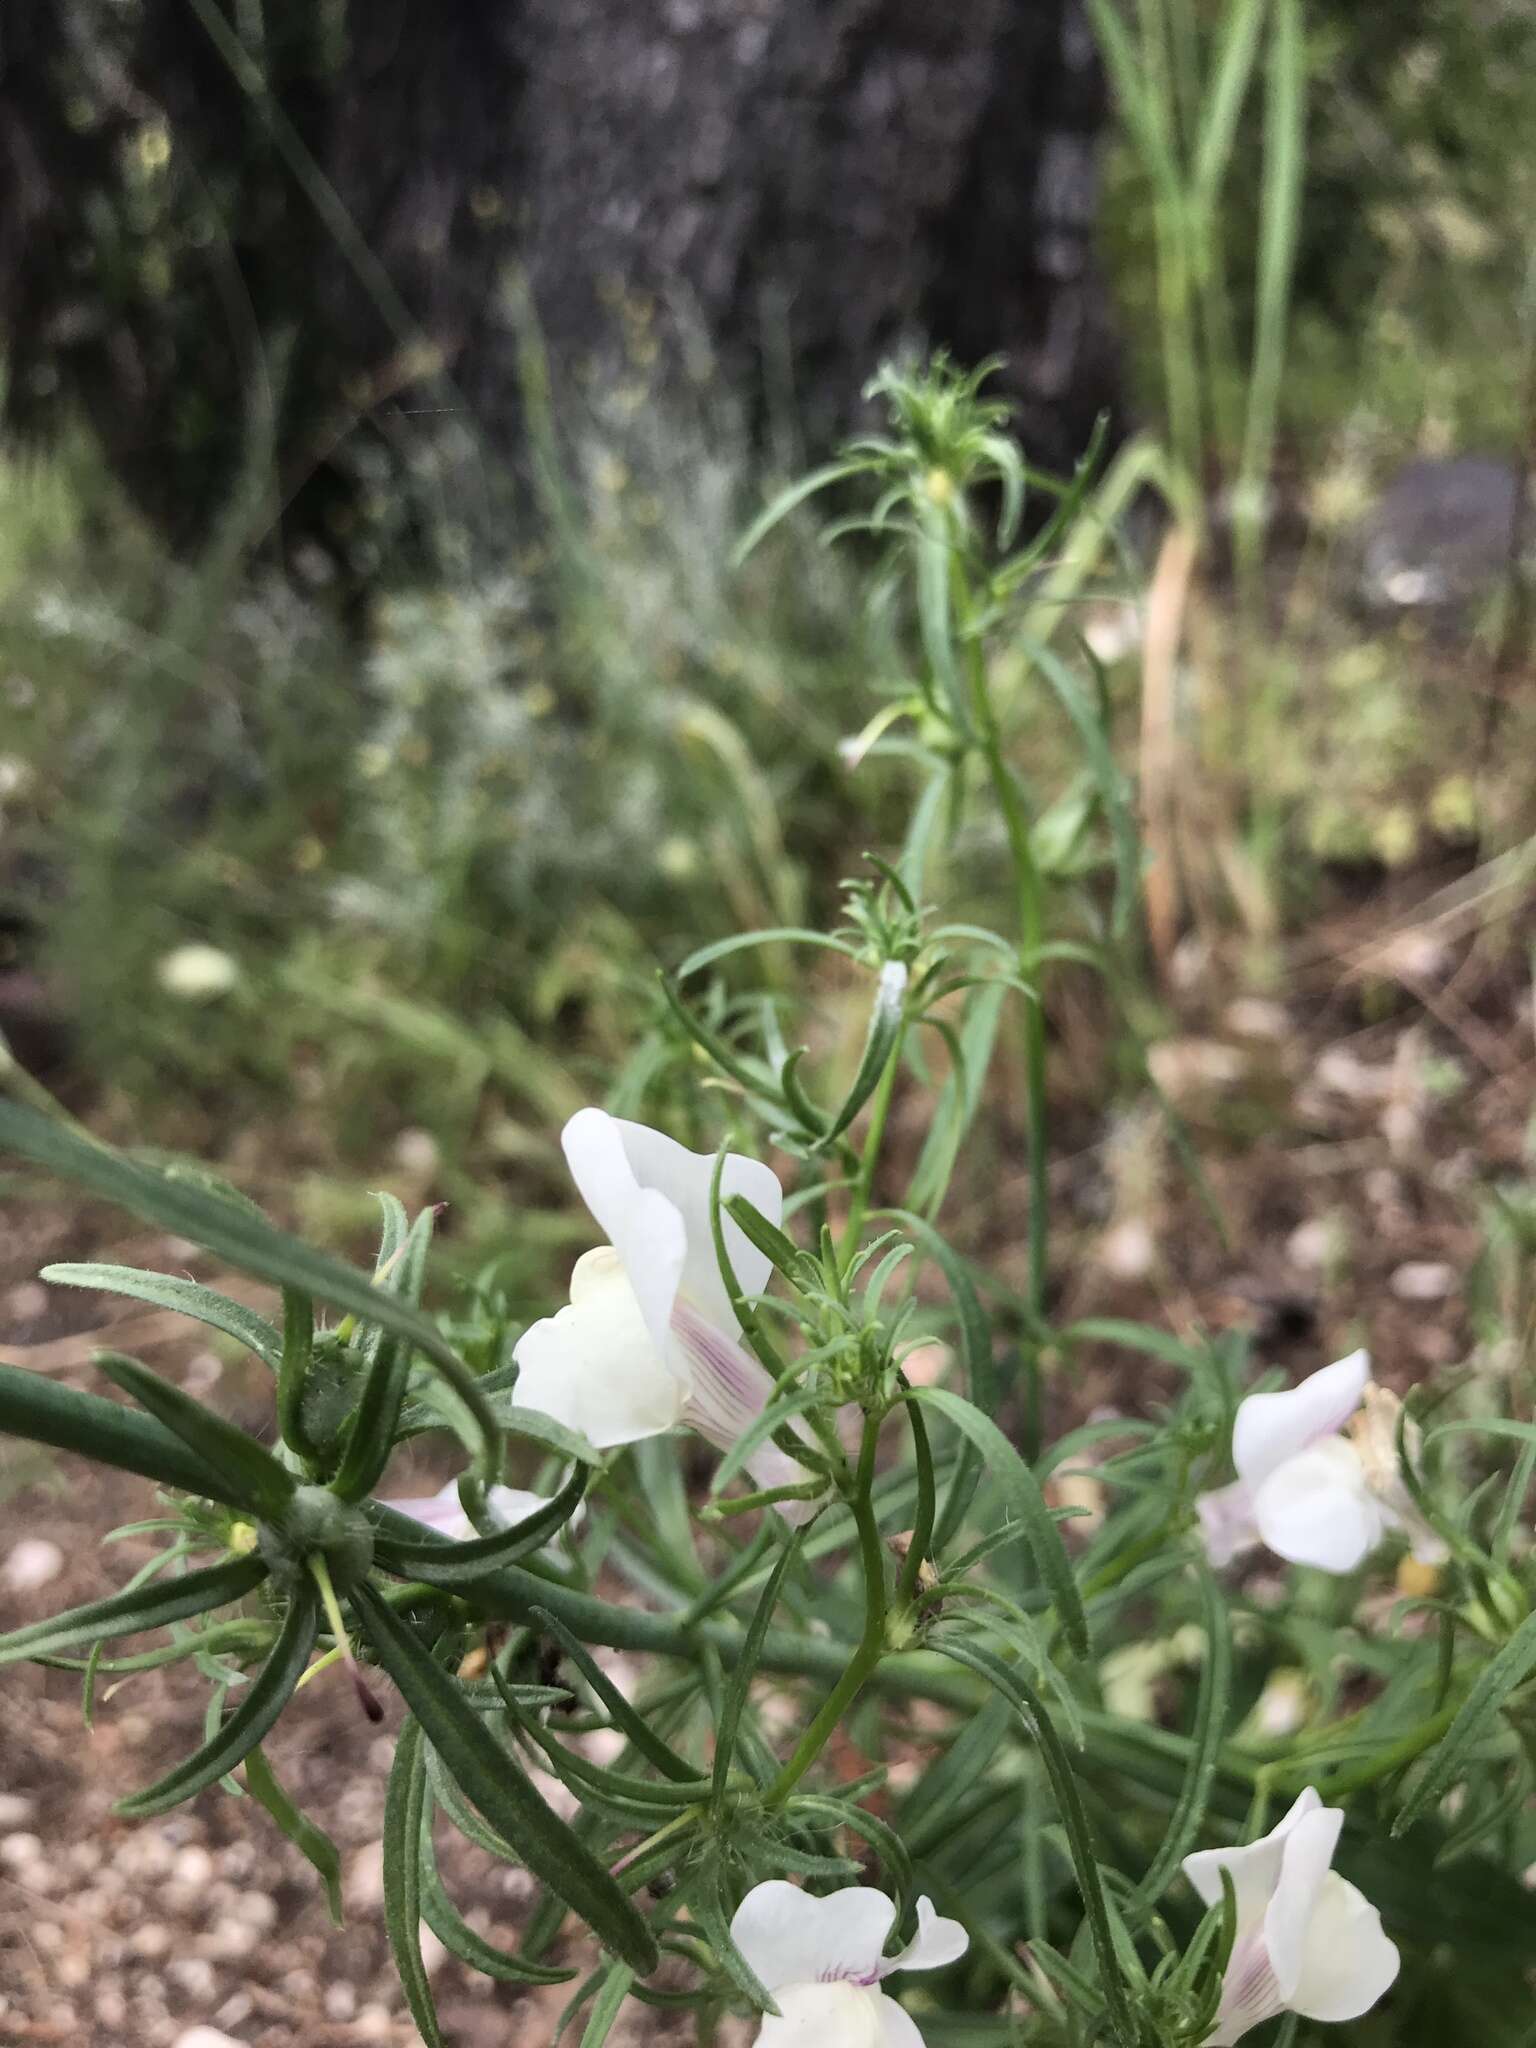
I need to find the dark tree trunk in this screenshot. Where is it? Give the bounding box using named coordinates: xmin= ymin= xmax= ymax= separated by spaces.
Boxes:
xmin=0 ymin=0 xmax=1118 ymax=568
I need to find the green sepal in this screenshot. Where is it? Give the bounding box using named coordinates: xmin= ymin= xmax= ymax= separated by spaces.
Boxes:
xmin=351 ymin=1581 xmax=658 ymax=1974
xmin=0 ymin=1554 xmax=267 ymax=1668
xmin=815 ymin=961 xmax=906 ymax=1149
xmin=41 ymin=1263 xmax=283 ymax=1371
xmin=97 ymin=1351 xmax=297 ymax=1520
xmin=116 ymin=1585 xmax=319 ymax=1816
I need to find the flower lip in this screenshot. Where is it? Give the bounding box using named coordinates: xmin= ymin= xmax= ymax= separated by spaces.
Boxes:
xmin=1182 ymin=1788 xmax=1399 ymax=2044
xmin=1232 ymin=1349 xmax=1371 ymax=1491
xmin=560 ymin=1107 xmax=784 ymax=1357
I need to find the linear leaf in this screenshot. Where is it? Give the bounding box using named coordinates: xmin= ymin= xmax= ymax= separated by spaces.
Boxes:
xmin=97 ymin=1352 xmax=296 ymax=1519
xmin=418 ymin=1777 xmax=574 ymax=1983
xmin=117 ymin=1587 xmax=319 ymax=1816
xmin=1129 ymin=1564 xmax=1231 ymax=1912
xmin=529 ymin=1606 xmax=699 ymax=1784
xmin=713 ymin=1533 xmax=802 ymax=1804
xmin=1394 ymin=1607 xmax=1536 ymax=1834
xmin=353 ymin=1582 xmax=657 ymax=1974
xmin=579 ymin=1964 xmax=636 ymax=2045
xmin=379 ymin=1467 xmax=588 ymax=1585
xmin=0 ymin=1360 xmax=240 ymax=1503
xmin=383 ymin=1714 xmax=444 ymax=2048
xmin=243 ymin=1745 xmax=344 ymax=1925
xmin=41 ymin=1264 xmax=282 ymax=1370
xmin=908 ymin=1386 xmax=1089 ymax=1659
xmin=333 ymin=1205 xmax=439 ymax=1500
xmin=934 ymin=1636 xmax=1134 ymax=2046
xmin=0 ymin=1100 xmax=499 ymax=1480
xmin=0 ymin=1554 xmax=266 ymax=1667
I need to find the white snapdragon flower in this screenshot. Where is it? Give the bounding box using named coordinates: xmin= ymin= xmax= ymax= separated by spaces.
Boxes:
xmin=1196 ymin=1349 xmax=1447 ymax=1574
xmin=511 ymin=1110 xmax=821 ymax=1520
xmin=387 ymin=1479 xmax=576 ymax=1545
xmin=1183 ymin=1789 xmax=1399 ymax=2044
xmin=730 ymin=1881 xmax=968 ymax=2046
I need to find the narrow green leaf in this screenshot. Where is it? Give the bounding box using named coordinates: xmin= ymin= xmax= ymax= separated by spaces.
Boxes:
xmin=935 ymin=1636 xmax=1135 ymax=2046
xmin=884 ymin=1210 xmax=997 ymax=1552
xmin=713 ymin=1533 xmax=802 ymax=1804
xmin=0 ymin=1360 xmax=241 ymax=1503
xmin=243 ymin=1745 xmax=344 ymax=1925
xmin=0 ymin=1100 xmax=499 ymax=1482
xmin=117 ymin=1588 xmax=318 ymax=1816
xmin=579 ymin=1965 xmax=636 ymax=2046
xmin=40 ymin=1263 xmax=282 ymax=1370
xmin=333 ymin=1206 xmax=439 ymax=1500
xmin=1130 ymin=1565 xmax=1231 ymax=1912
xmin=97 ymin=1352 xmax=296 ymax=1520
xmin=818 ymin=964 xmax=907 ymax=1148
xmin=278 ymin=1285 xmax=326 ymax=1468
xmin=352 ymin=1582 xmax=658 ymax=1974
xmin=379 ymin=1467 xmax=588 ymax=1585
xmin=529 ymin=1606 xmax=699 ymax=1783
xmin=677 ymin=930 xmax=858 ymax=977
xmin=0 ymin=1554 xmax=266 ymax=1667
xmin=383 ymin=1715 xmax=445 ymax=2048
xmin=418 ymin=1777 xmax=574 ymax=1983
xmin=731 ymin=459 xmax=867 ymax=565
xmin=908 ymin=1386 xmax=1089 ymax=1659
xmin=722 ymin=1194 xmax=806 ymax=1284
xmin=1394 ymin=1607 xmax=1536 ymax=1834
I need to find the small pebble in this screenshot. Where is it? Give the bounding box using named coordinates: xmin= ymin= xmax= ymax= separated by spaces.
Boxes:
xmin=1390 ymin=1260 xmax=1455 ymax=1302
xmin=0 ymin=1833 xmax=43 ymax=1866
xmin=0 ymin=1794 xmax=36 ymax=1828
xmin=4 ymin=1538 xmax=64 ymax=1592
xmin=174 ymin=2030 xmax=245 ymax=2048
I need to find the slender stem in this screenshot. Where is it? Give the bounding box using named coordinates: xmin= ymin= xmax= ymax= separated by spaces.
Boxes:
xmin=963 ymin=607 xmax=1050 ymax=1321
xmin=764 ymin=1411 xmax=888 ymax=1807
xmin=839 ymin=1029 xmax=904 ymax=1266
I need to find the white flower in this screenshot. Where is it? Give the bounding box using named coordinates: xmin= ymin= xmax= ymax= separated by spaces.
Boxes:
xmin=388 ymin=1478 xmax=578 ymax=1548
xmin=1183 ymin=1788 xmax=1399 ymax=2044
xmin=730 ymin=1881 xmax=968 ymax=2046
xmin=1196 ymin=1350 xmax=1447 ymax=1574
xmin=155 ymin=943 xmax=239 ymax=1000
xmin=511 ymin=1111 xmax=821 ymax=1520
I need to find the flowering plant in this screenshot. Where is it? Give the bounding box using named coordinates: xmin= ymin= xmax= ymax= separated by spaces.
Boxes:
xmin=1 ymin=362 xmax=1534 ymax=2046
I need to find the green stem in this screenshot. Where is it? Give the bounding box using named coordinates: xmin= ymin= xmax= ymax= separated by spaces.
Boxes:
xmin=964 ymin=613 xmax=1050 ymax=1322
xmin=764 ymin=1411 xmax=889 ymax=1806
xmin=839 ymin=1030 xmax=904 ymax=1267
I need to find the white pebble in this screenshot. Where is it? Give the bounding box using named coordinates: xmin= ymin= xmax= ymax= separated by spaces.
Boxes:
xmin=174 ymin=2030 xmax=245 ymax=2048
xmin=3 ymin=1539 xmax=64 ymax=1592
xmin=1390 ymin=1261 xmax=1455 ymax=1302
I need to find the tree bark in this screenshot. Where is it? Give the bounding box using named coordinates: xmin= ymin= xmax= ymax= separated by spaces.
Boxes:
xmin=0 ymin=0 xmax=1119 ymax=564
